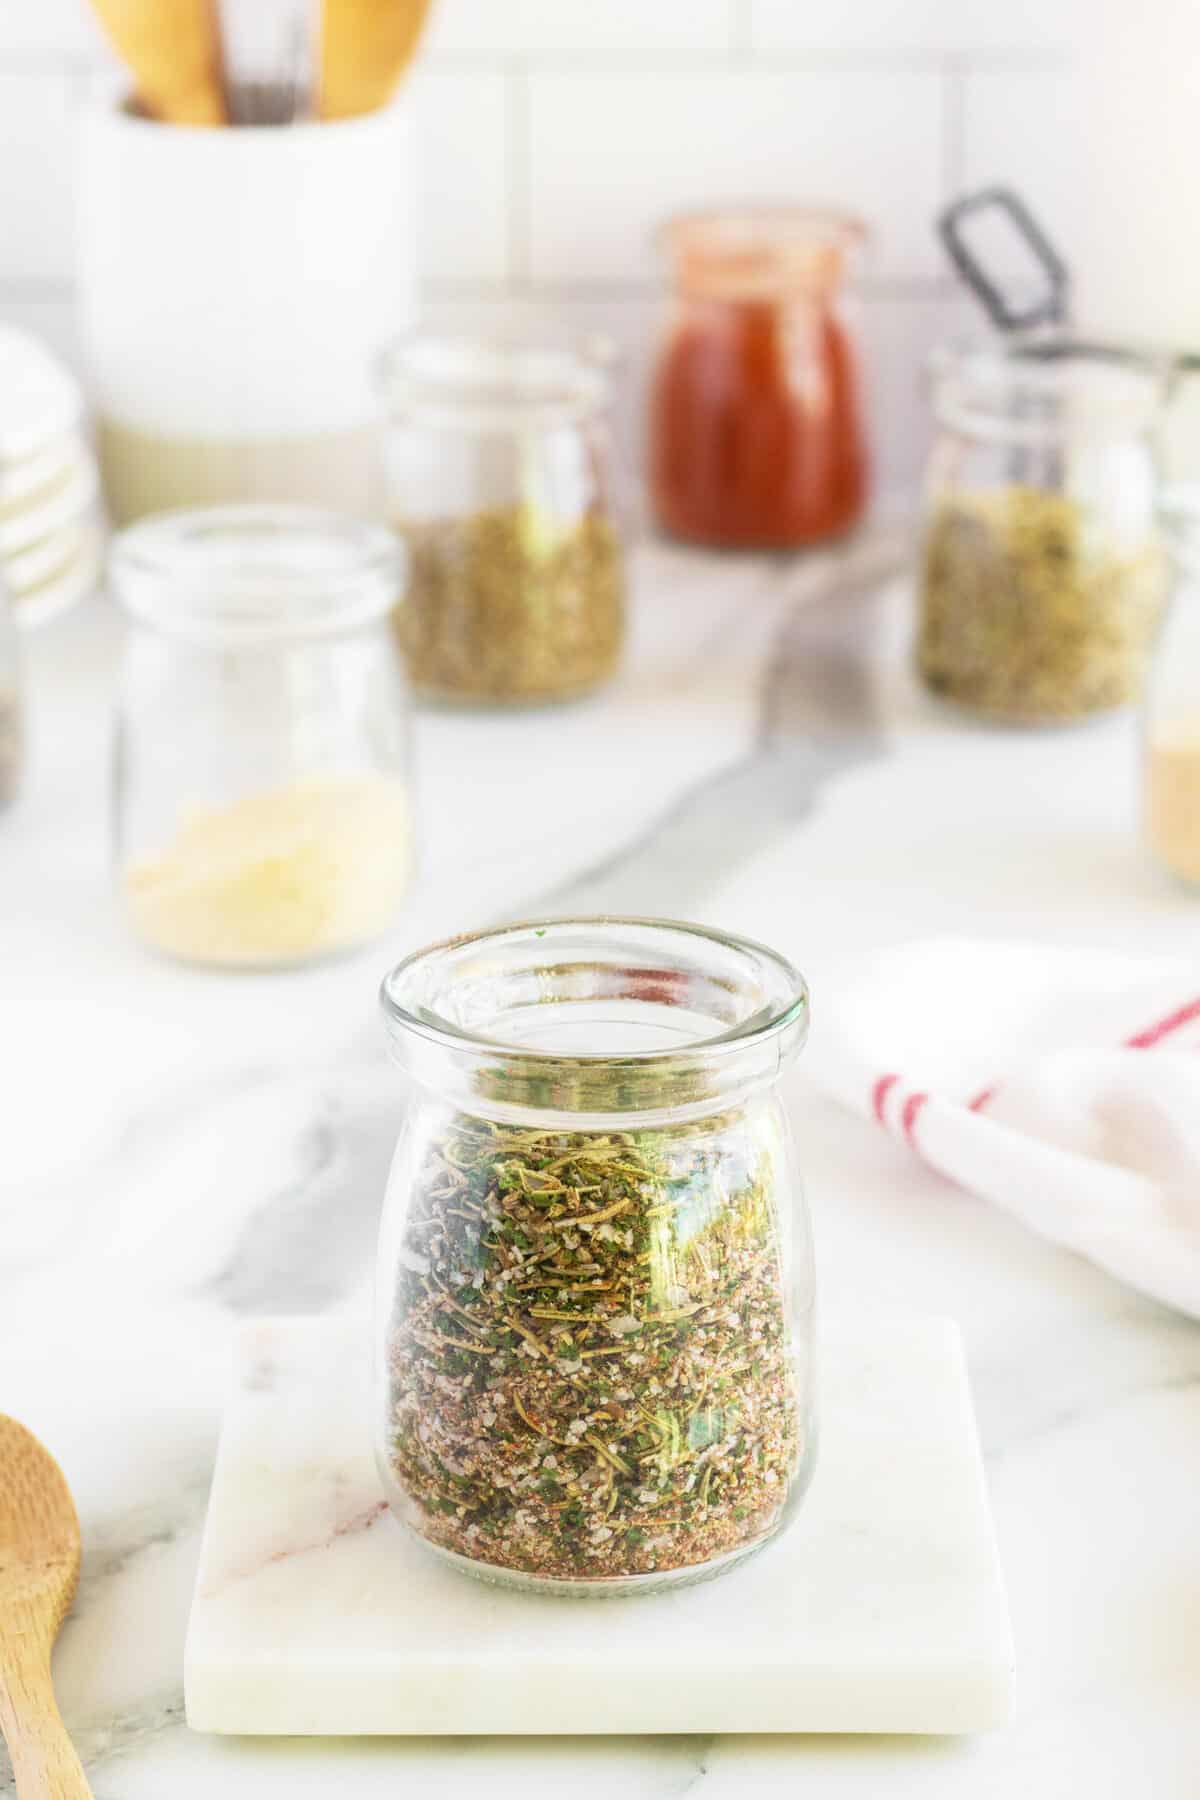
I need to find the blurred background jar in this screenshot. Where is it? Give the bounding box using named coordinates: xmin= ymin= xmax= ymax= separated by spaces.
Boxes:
xmin=111 ymin=505 xmax=412 ymax=968
xmin=647 ymin=208 xmax=869 ymax=549
xmin=916 ymin=342 xmax=1170 ymax=724
xmin=378 ymin=335 xmax=626 ymax=707
xmin=1145 ymin=492 xmax=1200 ymax=887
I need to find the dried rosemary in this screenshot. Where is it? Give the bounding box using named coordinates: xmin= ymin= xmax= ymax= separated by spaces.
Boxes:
xmin=383 ymin=1111 xmax=801 ymax=1583
xmin=917 ymin=486 xmax=1165 ymax=721
xmin=396 ymin=504 xmax=624 ymax=704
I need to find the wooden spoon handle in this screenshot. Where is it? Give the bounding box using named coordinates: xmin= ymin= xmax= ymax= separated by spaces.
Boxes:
xmin=0 ymin=1647 xmax=92 ymax=1799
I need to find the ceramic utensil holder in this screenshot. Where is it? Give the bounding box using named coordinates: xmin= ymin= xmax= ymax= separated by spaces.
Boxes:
xmin=78 ymin=97 xmax=416 ymax=523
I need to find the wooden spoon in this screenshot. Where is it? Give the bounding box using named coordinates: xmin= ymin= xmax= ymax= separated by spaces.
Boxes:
xmin=318 ymin=0 xmax=434 ymax=120
xmin=0 ymin=1417 xmax=92 ymax=1799
xmin=88 ymin=0 xmax=227 ymax=125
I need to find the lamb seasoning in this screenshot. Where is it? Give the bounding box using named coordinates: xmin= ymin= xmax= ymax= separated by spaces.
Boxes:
xmin=383 ymin=1111 xmax=801 ymax=1586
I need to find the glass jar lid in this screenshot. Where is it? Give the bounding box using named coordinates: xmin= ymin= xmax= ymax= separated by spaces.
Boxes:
xmin=378 ymin=335 xmax=613 ymax=431
xmin=658 ymin=206 xmax=864 ymax=301
xmin=930 ymin=338 xmax=1171 ymax=447
xmin=381 ymin=915 xmax=809 ymax=1123
xmin=109 ymin=504 xmax=406 ymax=648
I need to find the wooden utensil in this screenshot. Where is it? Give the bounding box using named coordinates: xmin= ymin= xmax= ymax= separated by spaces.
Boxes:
xmin=319 ymin=0 xmax=433 ymax=120
xmin=0 ymin=1417 xmax=92 ymax=1800
xmin=88 ymin=0 xmax=226 ymax=125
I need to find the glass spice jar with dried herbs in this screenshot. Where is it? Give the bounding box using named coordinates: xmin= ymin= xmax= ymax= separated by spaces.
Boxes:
xmin=916 ymin=343 xmax=1169 ymax=723
xmin=375 ymin=917 xmax=816 ymax=1596
xmin=378 ymin=337 xmax=626 ymax=706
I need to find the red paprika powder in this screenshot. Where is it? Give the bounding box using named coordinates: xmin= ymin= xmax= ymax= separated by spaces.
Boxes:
xmin=648 ymin=209 xmax=869 ymax=549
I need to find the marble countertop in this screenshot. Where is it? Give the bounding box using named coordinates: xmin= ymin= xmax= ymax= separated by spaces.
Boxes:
xmin=3 ymin=528 xmax=1199 ymax=1797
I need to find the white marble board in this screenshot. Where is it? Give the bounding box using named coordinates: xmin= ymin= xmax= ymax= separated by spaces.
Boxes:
xmin=184 ymin=1315 xmax=1014 ymax=1737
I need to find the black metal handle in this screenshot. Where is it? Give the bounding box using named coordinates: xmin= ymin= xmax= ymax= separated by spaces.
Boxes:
xmin=938 ymin=187 xmax=1069 ymax=334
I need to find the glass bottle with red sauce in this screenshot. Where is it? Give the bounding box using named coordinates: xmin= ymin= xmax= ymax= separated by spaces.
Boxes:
xmin=649 ymin=209 xmax=869 ymax=548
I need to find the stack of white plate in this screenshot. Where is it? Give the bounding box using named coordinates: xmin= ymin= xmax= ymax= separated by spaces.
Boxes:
xmin=0 ymin=323 xmax=104 ymax=629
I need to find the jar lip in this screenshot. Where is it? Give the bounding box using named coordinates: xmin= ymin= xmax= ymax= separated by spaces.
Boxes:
xmin=657 ymin=205 xmax=865 ymax=299
xmin=377 ymin=334 xmax=613 ymax=429
xmin=380 ymin=915 xmax=809 ymax=1067
xmin=929 ymin=336 xmax=1170 ymax=446
xmin=109 ymin=504 xmax=406 ymax=646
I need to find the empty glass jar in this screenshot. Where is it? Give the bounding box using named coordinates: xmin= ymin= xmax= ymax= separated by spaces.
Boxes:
xmin=648 ymin=207 xmax=870 ymax=548
xmin=378 ymin=335 xmax=626 ymax=706
xmin=917 ymin=341 xmax=1169 ymax=722
xmin=111 ymin=505 xmax=412 ymax=968
xmin=375 ymin=916 xmax=816 ymax=1596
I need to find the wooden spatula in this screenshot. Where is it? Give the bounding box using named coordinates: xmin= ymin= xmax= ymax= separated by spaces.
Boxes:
xmin=319 ymin=0 xmax=434 ymax=120
xmin=89 ymin=0 xmax=227 ymax=125
xmin=0 ymin=1416 xmax=92 ymax=1799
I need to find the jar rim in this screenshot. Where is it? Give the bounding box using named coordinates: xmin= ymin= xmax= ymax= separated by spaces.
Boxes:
xmin=377 ymin=334 xmax=614 ymax=429
xmin=109 ymin=504 xmax=406 ymax=646
xmin=929 ymin=336 xmax=1170 ymax=447
xmin=381 ymin=915 xmax=809 ymax=1084
xmin=657 ymin=205 xmax=865 ymax=299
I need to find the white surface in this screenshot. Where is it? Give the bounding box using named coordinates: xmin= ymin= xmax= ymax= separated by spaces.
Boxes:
xmin=3 ymin=532 xmax=1200 ymax=1797
xmin=186 ymin=1315 xmax=1012 ymax=1737
xmin=77 ymin=99 xmax=417 ymax=436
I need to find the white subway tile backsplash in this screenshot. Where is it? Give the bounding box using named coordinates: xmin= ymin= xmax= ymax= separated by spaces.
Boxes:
xmin=411 ymin=68 xmax=510 ymax=282
xmin=527 ymin=69 xmax=945 ymax=284
xmin=0 ymin=0 xmax=106 ymax=56
xmin=0 ymin=1 xmax=1100 ymax=487
xmin=0 ymin=71 xmax=78 ymax=283
xmin=962 ymin=69 xmax=1084 ymax=267
xmin=751 ymin=0 xmax=1083 ymax=55
xmin=426 ymin=0 xmax=736 ymax=58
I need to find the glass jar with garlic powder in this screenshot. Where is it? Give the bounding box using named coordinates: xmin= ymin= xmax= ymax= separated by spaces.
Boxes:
xmin=917 ymin=342 xmax=1169 ymax=723
xmin=1145 ymin=491 xmax=1200 ymax=887
xmin=111 ymin=505 xmax=412 ymax=968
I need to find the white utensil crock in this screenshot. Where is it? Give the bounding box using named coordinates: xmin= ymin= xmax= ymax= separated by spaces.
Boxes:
xmin=78 ymin=98 xmax=416 ymax=523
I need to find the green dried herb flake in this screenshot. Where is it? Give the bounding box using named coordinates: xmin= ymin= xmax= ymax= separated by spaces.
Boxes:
xmin=385 ymin=1114 xmax=800 ymax=1582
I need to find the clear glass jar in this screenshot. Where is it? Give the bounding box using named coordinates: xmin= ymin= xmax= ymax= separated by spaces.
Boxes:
xmin=375 ymin=916 xmax=816 ymax=1597
xmin=111 ymin=504 xmax=412 ymax=968
xmin=1145 ymin=492 xmax=1200 ymax=886
xmin=378 ymin=336 xmax=625 ymax=706
xmin=917 ymin=341 xmax=1170 ymax=722
xmin=648 ymin=208 xmax=869 ymax=548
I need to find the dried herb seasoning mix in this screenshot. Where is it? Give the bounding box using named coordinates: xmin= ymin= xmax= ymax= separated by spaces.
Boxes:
xmin=397 ymin=504 xmax=624 ymax=705
xmin=917 ymin=486 xmax=1165 ymax=722
xmin=376 ymin=918 xmax=815 ymax=1594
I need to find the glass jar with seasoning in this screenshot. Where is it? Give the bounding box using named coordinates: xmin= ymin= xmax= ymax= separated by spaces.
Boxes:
xmin=111 ymin=505 xmax=412 ymax=969
xmin=1144 ymin=492 xmax=1200 ymax=886
xmin=916 ymin=342 xmax=1170 ymax=723
xmin=375 ymin=915 xmax=816 ymax=1596
xmin=648 ymin=208 xmax=869 ymax=549
xmin=378 ymin=337 xmax=626 ymax=706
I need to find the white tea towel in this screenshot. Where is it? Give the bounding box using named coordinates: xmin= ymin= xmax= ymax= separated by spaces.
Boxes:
xmin=815 ymin=940 xmax=1200 ymax=1319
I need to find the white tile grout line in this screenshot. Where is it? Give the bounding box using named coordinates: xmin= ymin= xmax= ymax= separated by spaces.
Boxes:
xmin=0 ymin=47 xmax=1075 ymax=78
xmin=940 ymin=55 xmax=969 ymax=209
xmin=505 ymin=65 xmax=530 ymax=287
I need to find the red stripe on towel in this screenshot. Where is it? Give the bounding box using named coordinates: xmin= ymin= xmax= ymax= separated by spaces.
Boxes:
xmin=968 ymin=1086 xmax=996 ymax=1112
xmin=901 ymin=1091 xmax=929 ymax=1147
xmin=872 ymin=1072 xmax=900 ymax=1124
xmin=1124 ymin=995 xmax=1200 ymax=1050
